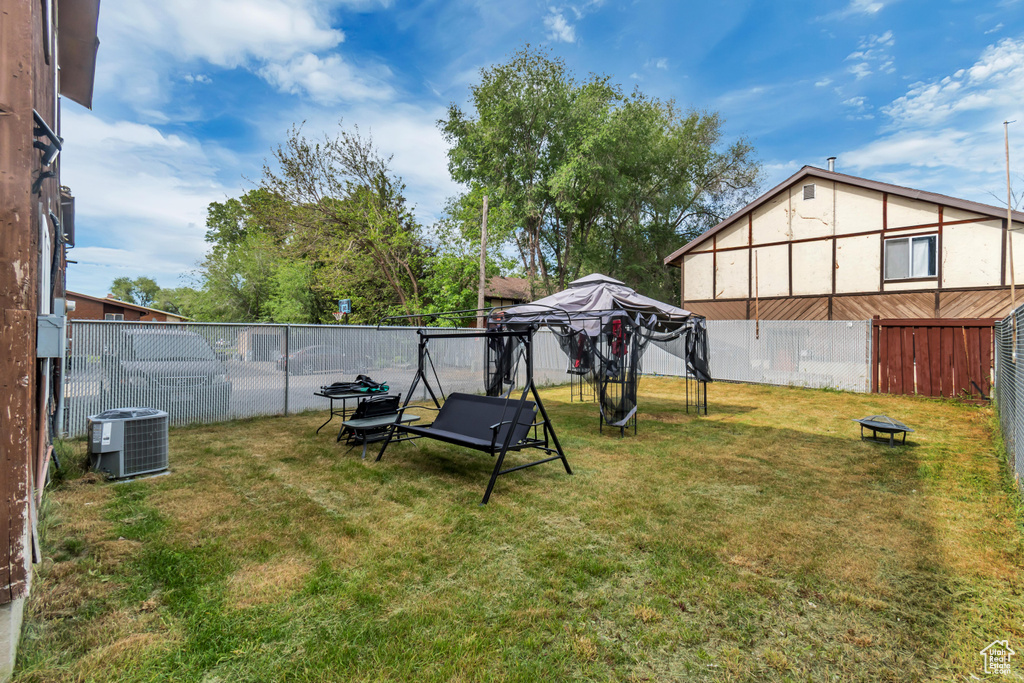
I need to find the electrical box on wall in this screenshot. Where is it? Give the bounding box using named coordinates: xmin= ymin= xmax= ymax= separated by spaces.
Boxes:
xmin=36 ymin=314 xmax=65 ymax=358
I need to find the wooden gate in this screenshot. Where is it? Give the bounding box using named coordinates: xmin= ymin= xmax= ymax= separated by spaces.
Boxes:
xmin=872 ymin=318 xmax=995 ymax=399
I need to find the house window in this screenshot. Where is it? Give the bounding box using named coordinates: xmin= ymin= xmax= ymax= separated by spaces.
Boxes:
xmin=104 ymin=313 xmax=124 ymax=321
xmin=884 ymin=234 xmax=937 ymax=280
xmin=803 ymin=184 xmax=815 ymax=200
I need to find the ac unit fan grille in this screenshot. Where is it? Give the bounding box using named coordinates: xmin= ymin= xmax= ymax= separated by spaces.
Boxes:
xmin=124 ymin=416 xmax=169 ymax=475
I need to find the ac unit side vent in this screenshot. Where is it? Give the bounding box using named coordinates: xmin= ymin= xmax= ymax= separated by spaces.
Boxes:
xmin=803 ymin=184 xmax=815 ymax=200
xmin=87 ymin=408 xmax=169 ymax=479
xmin=124 ymin=415 xmax=169 ymax=475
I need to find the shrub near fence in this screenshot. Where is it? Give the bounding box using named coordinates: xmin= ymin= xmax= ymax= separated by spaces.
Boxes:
xmin=995 ymin=313 xmax=1024 ymax=492
xmin=64 ymin=319 xmax=874 ymax=438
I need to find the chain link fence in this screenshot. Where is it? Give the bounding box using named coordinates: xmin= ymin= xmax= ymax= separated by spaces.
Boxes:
xmin=64 ymin=321 xmax=569 ymax=437
xmin=994 ymin=312 xmax=1024 ymax=492
xmin=64 ymin=318 xmax=873 ymax=437
xmin=645 ymin=319 xmax=873 ymax=393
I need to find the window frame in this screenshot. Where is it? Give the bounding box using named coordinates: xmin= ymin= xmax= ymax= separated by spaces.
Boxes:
xmin=802 ymin=184 xmax=815 ymax=200
xmin=104 ymin=313 xmax=125 ymax=321
xmin=883 ymin=233 xmax=938 ymax=281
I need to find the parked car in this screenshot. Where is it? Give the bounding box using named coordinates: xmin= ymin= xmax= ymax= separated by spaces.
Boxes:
xmin=277 ymin=344 xmax=347 ymax=375
xmin=100 ymin=329 xmax=232 ymax=420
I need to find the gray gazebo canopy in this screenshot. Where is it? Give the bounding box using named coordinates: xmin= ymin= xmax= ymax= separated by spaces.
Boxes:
xmin=491 ymin=274 xmax=711 ymax=429
xmin=496 ymin=273 xmax=694 ymax=335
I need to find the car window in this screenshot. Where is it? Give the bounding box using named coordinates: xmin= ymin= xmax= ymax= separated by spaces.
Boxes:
xmin=129 ymin=334 xmax=216 ymax=361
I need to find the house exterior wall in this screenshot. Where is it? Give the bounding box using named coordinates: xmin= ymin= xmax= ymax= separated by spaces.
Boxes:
xmin=676 ymin=176 xmax=1024 ymax=320
xmin=1 ymin=1 xmax=99 ymax=675
xmin=65 ymin=295 xmax=182 ymax=322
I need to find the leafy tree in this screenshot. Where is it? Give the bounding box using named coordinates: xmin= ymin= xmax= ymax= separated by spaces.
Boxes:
xmin=109 ymin=277 xmax=135 ymax=303
xmin=109 ymin=276 xmax=161 ymax=307
xmin=257 ymin=124 xmax=432 ymax=323
xmin=440 ymin=45 xmax=761 ymax=301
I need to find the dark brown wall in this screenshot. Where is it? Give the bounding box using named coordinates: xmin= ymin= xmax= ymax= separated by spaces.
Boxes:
xmin=0 ymin=0 xmax=63 ymax=604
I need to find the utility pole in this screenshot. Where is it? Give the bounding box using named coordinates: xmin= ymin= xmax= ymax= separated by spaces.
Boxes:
xmin=1006 ymin=120 xmax=1017 ymax=357
xmin=477 ymin=195 xmax=489 ymax=324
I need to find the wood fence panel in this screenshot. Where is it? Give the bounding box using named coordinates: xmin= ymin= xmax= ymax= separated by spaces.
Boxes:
xmin=873 ymin=318 xmax=994 ymax=400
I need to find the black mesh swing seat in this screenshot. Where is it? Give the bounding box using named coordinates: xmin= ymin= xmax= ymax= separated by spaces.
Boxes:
xmin=397 ymin=393 xmax=539 ymax=451
xmin=374 ymin=328 xmax=572 ymax=505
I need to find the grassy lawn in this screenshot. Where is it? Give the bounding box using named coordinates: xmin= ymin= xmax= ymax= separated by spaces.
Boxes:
xmin=14 ymin=378 xmax=1024 ymax=682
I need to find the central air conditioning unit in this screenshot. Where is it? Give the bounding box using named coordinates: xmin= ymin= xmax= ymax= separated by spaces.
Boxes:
xmin=87 ymin=408 xmax=169 ymax=479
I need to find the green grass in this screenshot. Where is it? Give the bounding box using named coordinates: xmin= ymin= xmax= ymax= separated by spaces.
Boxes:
xmin=14 ymin=379 xmax=1024 ymax=682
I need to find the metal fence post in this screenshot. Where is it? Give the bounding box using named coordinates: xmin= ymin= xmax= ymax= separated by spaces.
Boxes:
xmin=284 ymin=324 xmax=289 ymax=416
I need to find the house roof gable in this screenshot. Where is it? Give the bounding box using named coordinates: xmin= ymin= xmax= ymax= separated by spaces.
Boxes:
xmin=664 ymin=166 xmax=1024 ymax=266
xmin=66 ymin=290 xmax=187 ymax=320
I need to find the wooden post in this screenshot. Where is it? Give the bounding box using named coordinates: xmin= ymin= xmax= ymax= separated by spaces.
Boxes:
xmin=754 ymin=250 xmax=760 ymax=340
xmin=477 ymin=195 xmax=488 ymax=324
xmin=1006 ymin=121 xmax=1017 ymax=358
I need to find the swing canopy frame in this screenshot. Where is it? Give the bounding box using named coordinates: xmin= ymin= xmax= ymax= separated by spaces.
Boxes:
xmin=374 ymin=326 xmax=572 ymax=505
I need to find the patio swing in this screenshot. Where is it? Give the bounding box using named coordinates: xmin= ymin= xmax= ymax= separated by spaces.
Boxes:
xmin=374 ymin=324 xmax=572 ymax=505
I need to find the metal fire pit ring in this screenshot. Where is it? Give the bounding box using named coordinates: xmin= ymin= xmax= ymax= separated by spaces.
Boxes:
xmin=852 ymin=415 xmax=914 ymax=448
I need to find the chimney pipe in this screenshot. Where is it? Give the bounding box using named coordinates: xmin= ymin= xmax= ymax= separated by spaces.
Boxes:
xmin=827 ymin=156 xmax=836 ymax=172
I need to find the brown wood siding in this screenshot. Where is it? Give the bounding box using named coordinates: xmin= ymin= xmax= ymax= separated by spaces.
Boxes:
xmin=938 ymin=289 xmax=1014 ymax=319
xmin=683 ymin=300 xmax=747 ymax=320
xmin=758 ymin=297 xmax=829 ymax=320
xmin=684 ymin=287 xmax=1016 ymax=322
xmin=831 ymin=292 xmax=935 ymax=320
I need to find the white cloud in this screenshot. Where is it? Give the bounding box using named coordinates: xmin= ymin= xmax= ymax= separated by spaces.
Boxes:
xmin=841 ymin=38 xmax=1024 ymax=205
xmin=815 ymin=77 xmax=833 ymax=87
xmin=883 ymin=38 xmax=1024 ymax=128
xmin=544 ymin=10 xmax=576 ymax=43
xmin=819 ymin=0 xmax=886 ymax=21
xmin=104 ymin=0 xmax=344 ymax=68
xmin=645 ymin=57 xmax=668 ymax=70
xmin=845 ymin=30 xmax=896 ymax=79
xmin=848 ymin=63 xmax=872 ymax=80
xmin=260 ymin=53 xmax=395 ymax=103
xmin=95 ymin=0 xmax=399 ymax=111
xmin=183 ymin=73 xmax=212 ymax=84
xmin=846 ymin=0 xmax=885 ymax=15
xmin=985 ymin=22 xmax=1004 ymax=34
xmin=60 ymin=110 xmax=239 ymax=295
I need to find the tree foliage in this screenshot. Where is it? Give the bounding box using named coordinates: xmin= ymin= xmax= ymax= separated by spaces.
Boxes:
xmin=440 ymin=45 xmax=761 ymax=301
xmin=186 ymin=124 xmax=486 ymax=324
xmin=109 ymin=276 xmax=160 ymax=307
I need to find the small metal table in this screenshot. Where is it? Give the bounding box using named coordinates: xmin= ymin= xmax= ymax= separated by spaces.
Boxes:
xmin=853 ymin=415 xmax=914 ymax=447
xmin=314 ymin=390 xmax=389 ymax=437
xmin=341 ymin=413 xmax=420 ymax=459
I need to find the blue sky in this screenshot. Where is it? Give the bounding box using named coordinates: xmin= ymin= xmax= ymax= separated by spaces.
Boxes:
xmin=62 ymin=0 xmax=1024 ymax=298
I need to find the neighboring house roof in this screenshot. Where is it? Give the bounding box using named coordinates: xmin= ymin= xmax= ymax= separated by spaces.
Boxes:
xmin=664 ymin=165 xmax=1024 ymax=266
xmin=485 ymin=276 xmax=531 ymax=301
xmin=66 ymin=290 xmax=188 ymax=320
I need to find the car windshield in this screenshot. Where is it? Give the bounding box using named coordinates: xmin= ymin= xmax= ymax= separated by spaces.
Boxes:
xmin=129 ymin=333 xmax=216 ymax=361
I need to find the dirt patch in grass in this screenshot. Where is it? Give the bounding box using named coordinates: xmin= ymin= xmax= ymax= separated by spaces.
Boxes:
xmin=228 ymin=557 xmax=312 ymax=609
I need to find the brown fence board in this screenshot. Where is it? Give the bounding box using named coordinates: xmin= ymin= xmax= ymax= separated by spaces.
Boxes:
xmin=928 ymin=326 xmax=942 ymax=397
xmin=917 ymin=327 xmax=933 ymax=396
xmin=902 ymin=326 xmax=915 ymax=393
xmin=979 ymin=326 xmax=993 ymax=396
xmin=872 ymin=318 xmax=993 ymax=400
